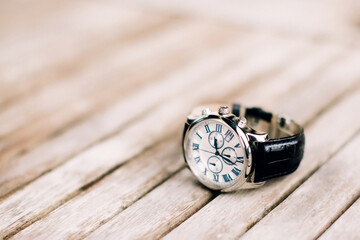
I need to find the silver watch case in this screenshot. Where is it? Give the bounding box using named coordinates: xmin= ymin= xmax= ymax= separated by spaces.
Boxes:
xmin=182 ymin=105 xmax=267 ymax=192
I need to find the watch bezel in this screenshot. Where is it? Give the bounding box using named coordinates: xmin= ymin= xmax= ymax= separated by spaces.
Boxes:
xmin=182 ymin=113 xmax=253 ymax=192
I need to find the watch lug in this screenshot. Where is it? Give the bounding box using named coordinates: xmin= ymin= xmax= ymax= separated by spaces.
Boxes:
xmin=186 ymin=116 xmax=195 ymax=125
xmin=240 ymin=178 xmax=266 ymax=189
xmin=246 ymin=131 xmax=268 ymax=142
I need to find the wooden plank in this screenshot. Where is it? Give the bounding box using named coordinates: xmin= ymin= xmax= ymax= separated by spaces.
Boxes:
xmin=0 ymin=4 xmax=168 ymax=108
xmin=163 ymin=86 xmax=360 ymax=239
xmin=0 ymin=34 xmax=303 ymax=238
xmin=319 ymin=198 xmax=360 ymax=240
xmin=86 ymin=169 xmax=211 ymax=240
xmin=86 ymin=81 xmax=360 ymax=239
xmin=17 ymin=42 xmax=352 ymax=239
xmin=241 ymin=133 xmax=360 ymax=240
xmin=122 ymin=0 xmax=360 ymax=40
xmin=0 ymin=20 xmax=235 ymax=165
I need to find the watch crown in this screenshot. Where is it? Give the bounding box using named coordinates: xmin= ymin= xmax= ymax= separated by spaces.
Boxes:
xmin=218 ymin=106 xmax=230 ymax=116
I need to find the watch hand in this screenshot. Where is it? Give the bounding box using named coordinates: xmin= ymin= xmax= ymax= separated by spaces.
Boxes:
xmin=209 ymin=163 xmax=216 ymax=166
xmin=224 ymin=154 xmax=231 ymax=158
xmin=214 ymin=138 xmax=222 ymax=155
xmin=199 ymin=149 xmax=216 ymax=155
xmin=221 ymin=155 xmax=231 ymax=162
xmin=219 ymin=155 xmax=235 ymax=164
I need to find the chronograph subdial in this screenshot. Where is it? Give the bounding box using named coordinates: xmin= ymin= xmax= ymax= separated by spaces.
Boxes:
xmin=221 ymin=147 xmax=242 ymax=165
xmin=207 ymin=156 xmax=223 ymax=174
xmin=208 ymin=131 xmax=224 ymax=149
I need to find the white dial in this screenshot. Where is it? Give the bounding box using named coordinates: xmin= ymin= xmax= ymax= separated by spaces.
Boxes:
xmin=185 ymin=119 xmax=246 ymax=189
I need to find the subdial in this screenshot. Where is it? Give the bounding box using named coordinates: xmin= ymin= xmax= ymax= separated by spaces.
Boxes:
xmin=221 ymin=147 xmax=238 ymax=165
xmin=207 ymin=156 xmax=223 ymax=174
xmin=208 ymin=132 xmax=224 ymax=149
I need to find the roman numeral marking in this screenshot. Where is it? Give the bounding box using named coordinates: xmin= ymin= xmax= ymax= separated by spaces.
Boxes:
xmin=236 ymin=156 xmax=244 ymax=164
xmin=222 ymin=173 xmax=233 ymax=182
xmin=224 ymin=129 xmax=234 ymax=142
xmin=215 ymin=124 xmax=222 ymax=133
xmin=231 ymin=167 xmax=241 ymax=176
xmin=192 ymin=143 xmax=199 ymax=151
xmin=234 ymin=143 xmax=241 ymax=148
xmin=194 ymin=156 xmax=201 ymax=164
xmin=204 ymin=124 xmax=210 ymax=133
xmin=213 ymin=174 xmax=219 ymax=182
xmin=196 ymin=132 xmax=202 ymax=139
xmin=203 ymin=168 xmax=207 ymax=176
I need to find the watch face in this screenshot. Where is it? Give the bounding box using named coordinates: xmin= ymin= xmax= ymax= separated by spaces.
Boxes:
xmin=185 ymin=118 xmax=246 ymax=190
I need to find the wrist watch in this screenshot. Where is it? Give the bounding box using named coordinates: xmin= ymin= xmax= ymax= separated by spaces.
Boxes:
xmin=182 ymin=104 xmax=305 ymax=192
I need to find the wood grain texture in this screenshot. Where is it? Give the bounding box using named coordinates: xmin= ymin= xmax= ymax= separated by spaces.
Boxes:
xmin=12 ymin=135 xmax=186 ymax=239
xmin=242 ymin=133 xmax=360 ymax=240
xmin=319 ymin=198 xmax=360 ymax=240
xmin=87 ymin=169 xmax=212 ymax=240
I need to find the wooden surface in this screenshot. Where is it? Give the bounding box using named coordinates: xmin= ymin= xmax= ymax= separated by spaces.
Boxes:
xmin=0 ymin=0 xmax=360 ymax=239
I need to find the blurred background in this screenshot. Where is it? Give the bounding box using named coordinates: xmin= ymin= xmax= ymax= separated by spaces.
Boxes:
xmin=1 ymin=0 xmax=360 ymax=238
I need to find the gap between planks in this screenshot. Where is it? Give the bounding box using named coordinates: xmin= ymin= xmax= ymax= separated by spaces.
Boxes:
xmin=318 ymin=197 xmax=360 ymax=240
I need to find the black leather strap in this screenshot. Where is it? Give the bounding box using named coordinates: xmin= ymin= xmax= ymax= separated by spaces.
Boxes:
xmin=231 ymin=104 xmax=305 ymax=182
